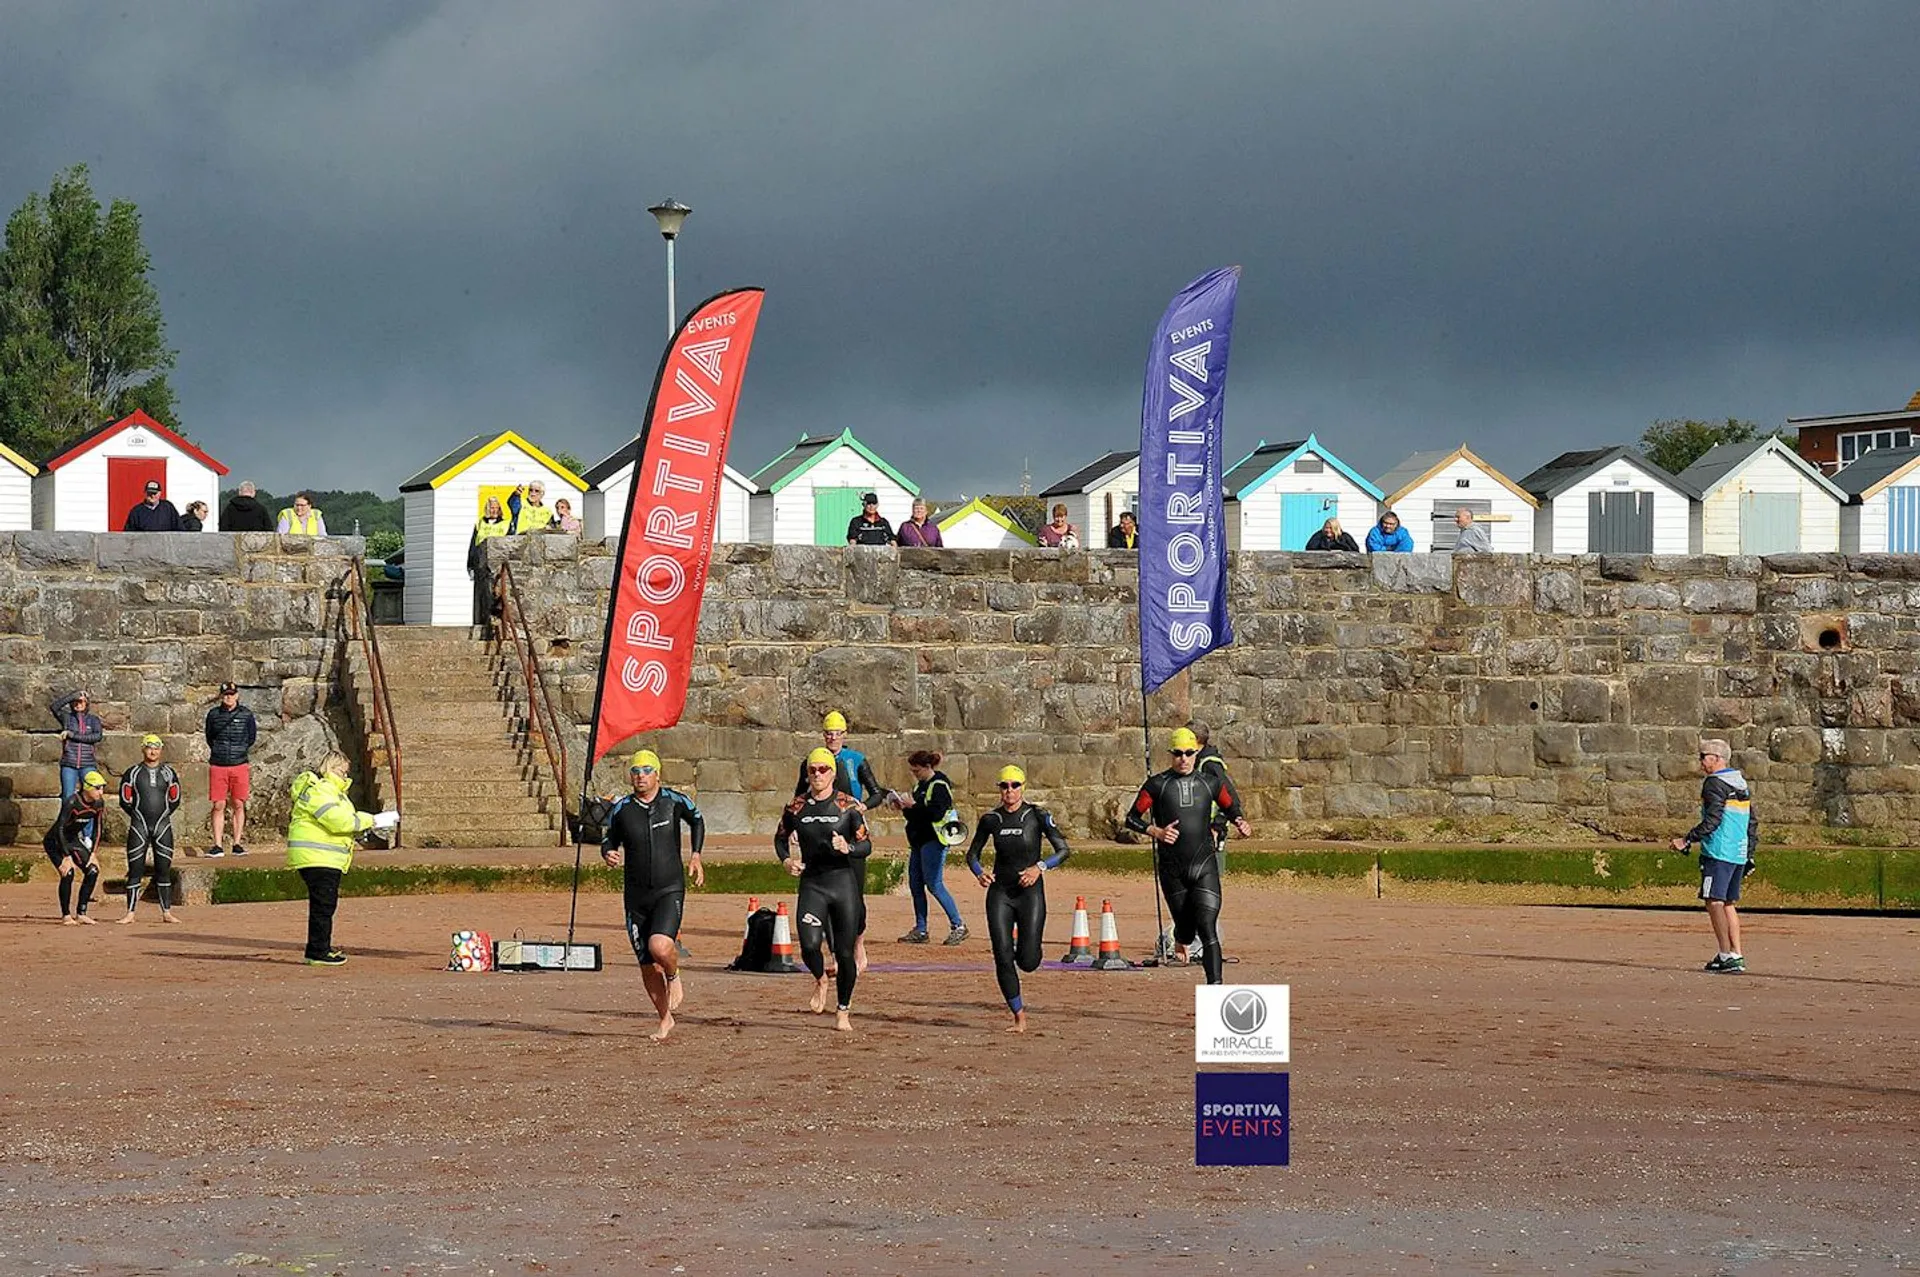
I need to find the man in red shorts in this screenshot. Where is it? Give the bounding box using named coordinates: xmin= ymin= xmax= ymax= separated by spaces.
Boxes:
xmin=203 ymin=682 xmax=257 ymax=857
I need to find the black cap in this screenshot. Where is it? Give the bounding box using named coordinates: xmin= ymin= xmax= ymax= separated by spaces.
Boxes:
xmin=861 ymin=492 xmax=879 ymax=504
xmin=144 ymin=480 xmax=161 ymax=493
xmin=219 ymin=681 xmax=239 ymax=694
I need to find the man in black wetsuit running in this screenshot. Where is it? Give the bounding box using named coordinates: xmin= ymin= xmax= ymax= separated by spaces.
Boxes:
xmin=776 ymin=746 xmax=873 ymax=1032
xmin=966 ymin=764 xmax=1070 ymax=1033
xmin=1125 ymin=727 xmax=1252 ymax=985
xmin=601 ymin=749 xmax=705 ymax=1042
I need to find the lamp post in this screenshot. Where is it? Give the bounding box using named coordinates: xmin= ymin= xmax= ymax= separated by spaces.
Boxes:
xmin=647 ymin=198 xmax=692 ymax=338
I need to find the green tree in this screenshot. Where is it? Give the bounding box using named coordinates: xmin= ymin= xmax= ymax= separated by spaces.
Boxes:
xmin=549 ymin=449 xmax=586 ymax=478
xmin=0 ymin=165 xmax=177 ymax=461
xmin=365 ymin=529 xmax=404 ymax=561
xmin=1640 ymin=417 xmax=1762 ymax=475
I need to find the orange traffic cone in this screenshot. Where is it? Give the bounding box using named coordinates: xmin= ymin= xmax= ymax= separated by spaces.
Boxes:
xmin=1059 ymin=895 xmax=1093 ymax=965
xmin=767 ymin=901 xmax=801 ymax=973
xmin=744 ymin=895 xmax=760 ymax=939
xmin=1090 ymin=898 xmax=1133 ymax=970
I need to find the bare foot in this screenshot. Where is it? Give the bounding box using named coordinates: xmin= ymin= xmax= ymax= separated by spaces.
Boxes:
xmin=667 ymin=976 xmax=684 ymax=1012
xmin=161 ymin=911 xmax=180 ymax=924
xmin=117 ymin=913 xmax=137 ymax=925
xmin=1007 ymin=1010 xmax=1027 ymax=1034
xmin=808 ymin=979 xmax=829 ymax=1014
xmin=649 ymin=1013 xmax=674 ymax=1043
xmin=76 ymin=915 xmax=97 ymax=926
xmin=855 ymin=936 xmax=869 ymax=973
xmin=61 ymin=915 xmax=76 ymax=927
xmin=834 ymin=1010 xmax=853 ymax=1032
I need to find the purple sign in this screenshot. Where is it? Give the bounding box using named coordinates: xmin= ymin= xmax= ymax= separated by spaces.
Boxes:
xmin=1196 ymin=1071 xmax=1289 ymax=1166
xmin=1138 ymin=267 xmax=1239 ymax=694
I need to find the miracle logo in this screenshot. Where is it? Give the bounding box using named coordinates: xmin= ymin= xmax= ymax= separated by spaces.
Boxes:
xmin=1195 ymin=1072 xmax=1289 ymax=1166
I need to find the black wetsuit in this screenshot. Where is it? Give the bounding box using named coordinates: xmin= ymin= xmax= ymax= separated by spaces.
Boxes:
xmin=792 ymin=748 xmax=885 ymax=805
xmin=43 ymin=790 xmax=104 ymax=917
xmin=967 ymin=804 xmax=1071 ymax=1012
xmin=774 ymin=792 xmax=872 ymax=1010
xmin=1126 ymin=766 xmax=1245 ymax=984
xmin=120 ymin=762 xmax=181 ymax=912
xmin=602 ymin=787 xmax=704 ymax=966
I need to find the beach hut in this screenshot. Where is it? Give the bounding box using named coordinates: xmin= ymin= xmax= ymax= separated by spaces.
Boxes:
xmin=1221 ymin=435 xmax=1383 ymax=550
xmin=397 ymin=431 xmax=587 ymax=625
xmin=32 ymin=410 xmax=228 ymax=531
xmin=937 ymin=498 xmax=1039 ymax=549
xmin=1675 ymin=436 xmax=1845 ymax=555
xmin=1373 ymin=445 xmax=1537 ymax=552
xmin=746 ymin=428 xmax=918 ymax=545
xmin=581 ymin=441 xmax=756 ymax=543
xmin=1832 ymin=444 xmax=1920 ymax=553
xmin=0 ymin=441 xmax=35 ymax=531
xmin=1037 ymin=450 xmax=1139 ymax=546
xmin=1517 ymin=447 xmax=1696 ymax=555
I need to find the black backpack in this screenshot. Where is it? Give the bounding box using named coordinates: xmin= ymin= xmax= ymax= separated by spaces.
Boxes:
xmin=728 ymin=908 xmax=778 ymax=972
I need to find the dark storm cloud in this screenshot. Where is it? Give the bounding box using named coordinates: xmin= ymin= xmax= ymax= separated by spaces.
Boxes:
xmin=3 ymin=1 xmax=1916 ymax=495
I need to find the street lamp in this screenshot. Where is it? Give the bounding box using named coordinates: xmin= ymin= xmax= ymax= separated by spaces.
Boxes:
xmin=648 ymin=198 xmax=692 ymax=338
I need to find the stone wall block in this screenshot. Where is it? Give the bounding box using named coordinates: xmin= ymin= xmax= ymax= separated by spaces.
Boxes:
xmin=1372 ymin=554 xmax=1454 ymax=594
xmin=1680 ymin=577 xmax=1758 ymax=613
xmin=1626 ymin=668 xmax=1703 ymax=725
xmin=16 ymin=532 xmax=99 ymax=571
xmin=845 ymin=551 xmax=899 ymax=603
xmin=1453 ymin=558 xmax=1533 ymax=608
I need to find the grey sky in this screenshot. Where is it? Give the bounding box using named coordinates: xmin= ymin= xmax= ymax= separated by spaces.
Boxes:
xmin=4 ymin=1 xmax=1916 ymax=498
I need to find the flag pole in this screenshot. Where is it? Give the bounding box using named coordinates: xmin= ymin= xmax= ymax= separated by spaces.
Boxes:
xmin=1140 ymin=662 xmax=1170 ymax=967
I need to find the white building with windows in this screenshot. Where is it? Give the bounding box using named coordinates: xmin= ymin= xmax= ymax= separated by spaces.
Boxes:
xmin=1676 ymin=436 xmax=1845 ymax=555
xmin=581 ymin=441 xmax=755 ymax=544
xmin=1221 ymin=435 xmax=1383 ymax=550
xmin=1373 ymin=445 xmax=1537 ymax=552
xmin=1037 ymin=451 xmax=1138 ymax=546
xmin=1833 ymin=444 xmax=1920 ymax=553
xmin=746 ymin=429 xmax=918 ymax=545
xmin=1517 ymin=447 xmax=1696 ymax=555
xmin=31 ymin=410 xmax=229 ymax=532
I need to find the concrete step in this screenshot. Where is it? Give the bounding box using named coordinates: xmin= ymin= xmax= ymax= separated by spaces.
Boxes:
xmin=399 ymin=775 xmax=555 ymax=799
xmin=406 ymin=812 xmax=562 ymax=837
xmin=404 ymin=794 xmax=556 ymax=817
xmin=406 ymin=827 xmax=568 ymax=849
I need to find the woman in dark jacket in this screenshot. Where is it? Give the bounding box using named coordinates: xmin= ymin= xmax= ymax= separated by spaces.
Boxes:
xmin=894 ymin=750 xmax=968 ymax=945
xmin=49 ymin=689 xmax=104 ymax=800
xmin=1304 ymin=518 xmax=1359 ymax=552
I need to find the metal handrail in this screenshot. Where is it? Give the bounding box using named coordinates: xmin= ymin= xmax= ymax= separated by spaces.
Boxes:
xmin=343 ymin=559 xmax=403 ymax=846
xmin=495 ymin=560 xmax=576 ymax=845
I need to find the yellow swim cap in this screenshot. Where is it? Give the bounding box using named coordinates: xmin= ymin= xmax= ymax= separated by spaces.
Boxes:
xmin=81 ymin=770 xmax=107 ymax=789
xmin=997 ymin=764 xmax=1026 ymax=785
xmin=141 ymin=733 xmax=164 ymax=748
xmin=629 ymin=749 xmax=661 ymax=773
xmin=822 ymin=711 xmax=848 ymax=732
xmin=806 ymin=746 xmax=837 ymax=769
xmin=1168 ymin=727 xmax=1200 ymax=752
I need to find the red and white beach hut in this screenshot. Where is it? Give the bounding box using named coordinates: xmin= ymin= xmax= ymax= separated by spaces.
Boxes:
xmin=32 ymin=410 xmax=229 ymax=531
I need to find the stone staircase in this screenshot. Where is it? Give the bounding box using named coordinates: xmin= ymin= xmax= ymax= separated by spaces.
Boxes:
xmin=347 ymin=626 xmax=568 ymax=848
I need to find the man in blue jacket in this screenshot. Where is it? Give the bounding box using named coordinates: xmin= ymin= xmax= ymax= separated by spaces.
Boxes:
xmin=1365 ymin=510 xmax=1414 ymax=553
xmin=204 ymin=682 xmax=258 ymax=857
xmin=1670 ymin=738 xmax=1758 ymax=973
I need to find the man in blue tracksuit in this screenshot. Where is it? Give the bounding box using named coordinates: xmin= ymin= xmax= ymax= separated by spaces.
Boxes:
xmin=1670 ymin=737 xmax=1758 ymax=973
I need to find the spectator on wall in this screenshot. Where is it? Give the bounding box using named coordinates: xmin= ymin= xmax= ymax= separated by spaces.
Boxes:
xmin=896 ymin=499 xmax=943 ymax=547
xmin=49 ymin=689 xmax=104 ymax=800
xmin=220 ymin=481 xmax=275 ymax=532
xmin=508 ymin=482 xmax=553 ymax=534
xmin=552 ymin=497 xmax=582 ymax=534
xmin=1451 ymin=507 xmax=1493 ymax=554
xmin=1304 ymin=518 xmax=1358 ymax=552
xmin=846 ymin=493 xmax=895 ymax=546
xmin=469 ymin=496 xmax=511 ymax=631
xmin=1038 ymin=504 xmax=1081 ymax=548
xmin=181 ymin=500 xmax=210 ymax=531
xmin=1365 ymin=511 xmax=1414 ymax=553
xmin=124 ymin=480 xmax=182 ymax=531
xmin=277 ymin=493 xmax=327 ymax=536
xmin=1106 ymin=510 xmax=1139 ymax=549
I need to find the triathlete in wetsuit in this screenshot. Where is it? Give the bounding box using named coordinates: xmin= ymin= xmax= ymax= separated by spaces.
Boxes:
xmin=966 ymin=764 xmax=1070 ymax=1033
xmin=1125 ymin=726 xmax=1252 ymax=985
xmin=601 ymin=749 xmax=705 ymax=1042
xmin=119 ymin=735 xmax=182 ymax=924
xmin=44 ymin=770 xmax=107 ymax=924
xmin=792 ymin=710 xmax=890 ymax=973
xmin=776 ymin=747 xmax=873 ymax=1031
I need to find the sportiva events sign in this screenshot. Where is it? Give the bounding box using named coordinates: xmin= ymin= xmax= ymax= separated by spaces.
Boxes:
xmin=588 ymin=287 xmax=765 ymax=761
xmin=1195 ymin=984 xmax=1290 ymax=1064
xmin=1138 ymin=266 xmax=1239 ymax=694
xmin=1196 ymin=1072 xmax=1289 ymax=1166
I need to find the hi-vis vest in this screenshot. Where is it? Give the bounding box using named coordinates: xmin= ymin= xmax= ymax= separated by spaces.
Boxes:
xmin=285 ymin=770 xmax=374 ymax=872
xmin=279 ymin=507 xmax=323 ymax=536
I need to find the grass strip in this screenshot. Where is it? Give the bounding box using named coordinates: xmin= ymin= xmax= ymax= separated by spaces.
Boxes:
xmin=206 ymin=858 xmax=906 ymax=905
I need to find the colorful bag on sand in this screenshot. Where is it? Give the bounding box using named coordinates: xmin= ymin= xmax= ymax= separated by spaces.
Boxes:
xmin=448 ymin=930 xmax=494 ymax=972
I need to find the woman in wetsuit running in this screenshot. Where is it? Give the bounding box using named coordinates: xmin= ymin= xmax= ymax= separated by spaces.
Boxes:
xmin=966 ymin=764 xmax=1070 ymax=1033
xmin=776 ymin=747 xmax=874 ymax=1032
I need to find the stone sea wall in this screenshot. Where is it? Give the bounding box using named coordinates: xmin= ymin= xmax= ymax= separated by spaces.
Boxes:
xmin=492 ymin=537 xmax=1920 ymax=840
xmin=0 ymin=532 xmax=366 ymax=844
